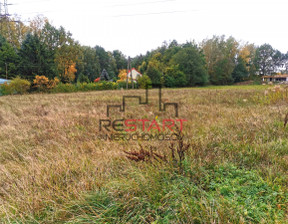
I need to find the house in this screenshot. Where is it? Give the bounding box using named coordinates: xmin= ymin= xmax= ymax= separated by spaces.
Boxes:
xmin=262 ymin=74 xmax=288 ymax=83
xmin=0 ymin=78 xmax=10 ymax=85
xmin=127 ymin=68 xmax=142 ymax=82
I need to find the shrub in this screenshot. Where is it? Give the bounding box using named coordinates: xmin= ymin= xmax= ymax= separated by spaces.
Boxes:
xmin=117 ymin=81 xmax=135 ymax=89
xmin=51 ymin=81 xmax=119 ymax=93
xmin=262 ymin=85 xmax=288 ymax=104
xmin=138 ymin=74 xmax=152 ymax=89
xmin=0 ymin=77 xmax=31 ymax=95
xmin=33 ymin=75 xmax=60 ymax=92
xmin=51 ymin=83 xmax=77 ymax=93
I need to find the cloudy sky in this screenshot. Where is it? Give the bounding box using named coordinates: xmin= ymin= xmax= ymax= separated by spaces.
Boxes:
xmin=7 ymin=0 xmax=288 ymax=57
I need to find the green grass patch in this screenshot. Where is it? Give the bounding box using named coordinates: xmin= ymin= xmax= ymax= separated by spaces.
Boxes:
xmin=56 ymin=163 xmax=287 ymax=224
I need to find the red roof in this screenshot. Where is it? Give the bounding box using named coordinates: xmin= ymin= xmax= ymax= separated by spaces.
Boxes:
xmin=127 ymin=68 xmax=142 ymax=75
xmin=94 ymin=77 xmax=100 ymax=82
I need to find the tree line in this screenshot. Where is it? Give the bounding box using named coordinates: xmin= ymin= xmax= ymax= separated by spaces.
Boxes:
xmin=133 ymin=37 xmax=288 ymax=86
xmin=1 ymin=16 xmax=288 ymax=87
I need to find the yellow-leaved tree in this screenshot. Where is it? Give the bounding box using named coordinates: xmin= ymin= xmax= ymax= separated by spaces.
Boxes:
xmin=117 ymin=69 xmax=127 ymax=82
xmin=64 ymin=63 xmax=77 ymax=83
xmin=55 ymin=26 xmax=82 ymax=83
xmin=239 ymin=43 xmax=257 ymax=76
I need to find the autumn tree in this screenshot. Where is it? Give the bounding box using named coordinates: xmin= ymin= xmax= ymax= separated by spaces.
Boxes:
xmin=36 ymin=21 xmax=83 ymax=82
xmin=238 ymin=43 xmax=257 ymax=76
xmin=55 ymin=27 xmax=82 ymax=83
xmin=62 ymin=63 xmax=77 ymax=83
xmin=0 ymin=16 xmax=29 ymax=48
xmin=117 ymin=69 xmax=127 ymax=82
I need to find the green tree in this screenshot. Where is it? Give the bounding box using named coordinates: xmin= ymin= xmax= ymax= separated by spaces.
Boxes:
xmin=164 ymin=66 xmax=187 ymax=87
xmin=76 ymin=46 xmax=101 ymax=82
xmin=145 ymin=63 xmax=162 ymax=85
xmin=77 ymin=73 xmax=90 ymax=83
xmin=0 ymin=35 xmax=19 ymax=79
xmin=272 ymin=50 xmax=285 ymax=73
xmin=112 ymin=50 xmax=127 ymax=71
xmin=254 ymin=44 xmax=275 ymax=76
xmin=232 ymin=57 xmax=249 ymax=83
xmin=145 ymin=52 xmax=164 ymax=85
xmin=162 ymin=41 xmax=181 ymax=65
xmin=172 ymin=45 xmax=208 ymax=86
xmin=95 ymin=46 xmax=117 ymax=79
xmin=19 ymin=33 xmax=55 ymax=80
xmin=139 ymin=61 xmax=147 ymax=74
xmin=131 ymin=54 xmax=146 ymax=71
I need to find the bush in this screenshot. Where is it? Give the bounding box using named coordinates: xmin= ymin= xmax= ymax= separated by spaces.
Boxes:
xmin=137 ymin=75 xmax=152 ymax=89
xmin=33 ymin=75 xmax=60 ymax=92
xmin=0 ymin=77 xmax=31 ymax=95
xmin=117 ymin=81 xmax=136 ymax=89
xmin=50 ymin=83 xmax=77 ymax=93
xmin=51 ymin=81 xmax=119 ymax=93
xmin=0 ymin=78 xmax=119 ymax=95
xmin=262 ymin=85 xmax=288 ymax=104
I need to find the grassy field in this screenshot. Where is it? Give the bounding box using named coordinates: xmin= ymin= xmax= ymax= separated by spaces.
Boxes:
xmin=0 ymin=85 xmax=288 ymax=223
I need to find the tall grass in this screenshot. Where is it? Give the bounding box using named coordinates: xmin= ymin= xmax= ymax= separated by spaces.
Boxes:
xmin=0 ymin=86 xmax=288 ymax=223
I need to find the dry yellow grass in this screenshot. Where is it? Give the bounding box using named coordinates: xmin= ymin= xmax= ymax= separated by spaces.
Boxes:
xmin=0 ymin=86 xmax=287 ymax=222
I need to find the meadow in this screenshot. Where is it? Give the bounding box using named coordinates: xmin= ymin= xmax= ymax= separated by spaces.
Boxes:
xmin=0 ymin=85 xmax=288 ymax=223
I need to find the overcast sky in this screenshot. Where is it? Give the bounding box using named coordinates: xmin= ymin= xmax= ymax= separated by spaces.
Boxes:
xmin=7 ymin=0 xmax=288 ymax=57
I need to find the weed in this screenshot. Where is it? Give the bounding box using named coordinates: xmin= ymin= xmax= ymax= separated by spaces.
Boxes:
xmin=124 ymin=144 xmax=167 ymax=163
xmin=169 ymin=126 xmax=190 ymax=173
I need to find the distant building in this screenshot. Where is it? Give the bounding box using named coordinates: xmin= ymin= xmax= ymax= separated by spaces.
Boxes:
xmin=94 ymin=77 xmax=100 ymax=82
xmin=263 ymin=74 xmax=288 ymax=83
xmin=0 ymin=78 xmax=10 ymax=85
xmin=100 ymin=69 xmax=111 ymax=81
xmin=127 ymin=68 xmax=142 ymax=82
